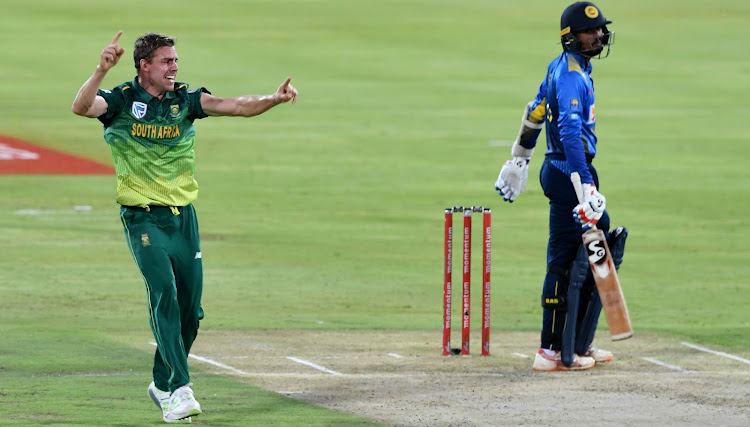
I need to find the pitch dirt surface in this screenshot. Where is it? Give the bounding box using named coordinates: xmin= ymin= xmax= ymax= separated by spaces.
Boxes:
xmin=188 ymin=330 xmax=750 ymax=426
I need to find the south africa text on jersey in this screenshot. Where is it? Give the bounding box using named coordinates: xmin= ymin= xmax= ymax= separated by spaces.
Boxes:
xmin=131 ymin=123 xmax=181 ymax=139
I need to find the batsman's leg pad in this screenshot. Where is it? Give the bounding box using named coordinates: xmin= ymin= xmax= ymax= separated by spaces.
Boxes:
xmin=540 ymin=271 xmax=567 ymax=311
xmin=574 ymin=226 xmax=628 ymax=354
xmin=609 ymin=226 xmax=628 ymax=270
xmin=562 ymin=244 xmax=589 ymax=367
xmin=540 ymin=269 xmax=569 ymax=350
xmin=575 ymin=286 xmax=602 ymax=355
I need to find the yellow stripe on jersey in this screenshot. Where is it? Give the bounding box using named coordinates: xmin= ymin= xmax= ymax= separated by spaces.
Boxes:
xmin=529 ymin=98 xmax=546 ymax=124
xmin=567 ymin=55 xmax=585 ymax=77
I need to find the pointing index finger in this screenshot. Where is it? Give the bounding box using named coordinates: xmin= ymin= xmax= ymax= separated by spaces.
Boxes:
xmin=112 ymin=30 xmax=123 ymax=45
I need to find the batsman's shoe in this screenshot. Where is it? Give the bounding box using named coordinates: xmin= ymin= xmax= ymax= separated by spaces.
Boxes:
xmin=582 ymin=346 xmax=613 ymax=363
xmin=163 ymin=383 xmax=201 ymax=423
xmin=532 ymin=348 xmax=595 ymax=371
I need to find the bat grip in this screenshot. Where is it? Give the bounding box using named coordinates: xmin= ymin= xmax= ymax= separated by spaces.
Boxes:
xmin=570 ymin=172 xmax=584 ymax=204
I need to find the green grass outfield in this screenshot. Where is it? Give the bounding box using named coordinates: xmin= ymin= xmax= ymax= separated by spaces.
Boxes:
xmin=1 ymin=0 xmax=749 ymax=424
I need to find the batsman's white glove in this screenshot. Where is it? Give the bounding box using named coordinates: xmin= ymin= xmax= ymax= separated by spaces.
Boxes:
xmin=573 ymin=183 xmax=606 ymax=230
xmin=494 ymin=156 xmax=530 ymax=203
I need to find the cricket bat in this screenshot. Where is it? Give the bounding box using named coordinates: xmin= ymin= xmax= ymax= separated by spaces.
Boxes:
xmin=571 ymin=173 xmax=633 ymax=340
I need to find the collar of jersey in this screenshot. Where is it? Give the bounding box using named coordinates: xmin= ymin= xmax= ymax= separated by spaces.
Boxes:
xmin=131 ymin=76 xmax=179 ymax=101
xmin=565 ymin=52 xmax=593 ymax=74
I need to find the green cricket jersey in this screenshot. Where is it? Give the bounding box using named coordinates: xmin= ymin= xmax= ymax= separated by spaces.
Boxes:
xmin=97 ymin=78 xmax=209 ymax=207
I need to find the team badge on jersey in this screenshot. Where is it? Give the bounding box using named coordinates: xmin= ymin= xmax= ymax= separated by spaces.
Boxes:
xmin=131 ymin=102 xmax=148 ymax=119
xmin=141 ymin=233 xmax=151 ymax=247
xmin=170 ymin=105 xmax=181 ymax=120
xmin=570 ymin=98 xmax=581 ymax=112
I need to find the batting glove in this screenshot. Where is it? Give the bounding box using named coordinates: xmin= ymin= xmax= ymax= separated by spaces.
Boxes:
xmin=494 ymin=157 xmax=530 ymax=203
xmin=573 ymin=183 xmax=606 ymax=230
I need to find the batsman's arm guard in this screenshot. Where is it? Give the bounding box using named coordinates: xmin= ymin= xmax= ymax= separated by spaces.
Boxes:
xmin=495 ymin=101 xmax=545 ymax=201
xmin=510 ymin=101 xmax=545 ymax=159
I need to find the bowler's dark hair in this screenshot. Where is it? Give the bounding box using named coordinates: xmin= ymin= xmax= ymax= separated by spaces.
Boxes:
xmin=133 ymin=33 xmax=176 ymax=69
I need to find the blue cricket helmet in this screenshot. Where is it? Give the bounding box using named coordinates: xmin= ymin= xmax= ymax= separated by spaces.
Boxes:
xmin=560 ymin=2 xmax=614 ymax=58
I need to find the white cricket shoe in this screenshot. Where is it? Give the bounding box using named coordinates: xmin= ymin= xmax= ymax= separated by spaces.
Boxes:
xmin=163 ymin=383 xmax=202 ymax=423
xmin=149 ymin=382 xmax=192 ymax=424
xmin=148 ymin=382 xmax=170 ymax=411
xmin=582 ymin=346 xmax=613 ymax=363
xmin=532 ymin=348 xmax=595 ymax=371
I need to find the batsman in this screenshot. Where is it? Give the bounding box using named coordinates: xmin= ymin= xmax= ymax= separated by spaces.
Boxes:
xmin=494 ymin=2 xmax=630 ymax=371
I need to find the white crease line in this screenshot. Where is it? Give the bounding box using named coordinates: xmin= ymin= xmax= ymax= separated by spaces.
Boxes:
xmin=642 ymin=357 xmax=695 ymax=373
xmin=387 ymin=353 xmax=404 ymax=359
xmin=189 ymin=353 xmax=249 ymax=375
xmin=512 ymin=353 xmax=530 ymax=358
xmin=681 ymin=342 xmax=750 ymax=364
xmin=286 ymin=356 xmax=344 ymax=376
xmin=149 ymin=342 xmax=248 ymax=375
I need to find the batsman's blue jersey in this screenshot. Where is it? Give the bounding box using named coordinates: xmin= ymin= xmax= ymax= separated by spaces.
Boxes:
xmin=527 ymin=51 xmax=598 ymax=184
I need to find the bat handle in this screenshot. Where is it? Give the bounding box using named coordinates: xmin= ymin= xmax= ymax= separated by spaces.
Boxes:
xmin=571 ymin=172 xmax=584 ymax=204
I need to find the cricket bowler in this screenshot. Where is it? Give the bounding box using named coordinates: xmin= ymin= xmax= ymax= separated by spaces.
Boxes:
xmin=72 ymin=31 xmax=297 ymax=422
